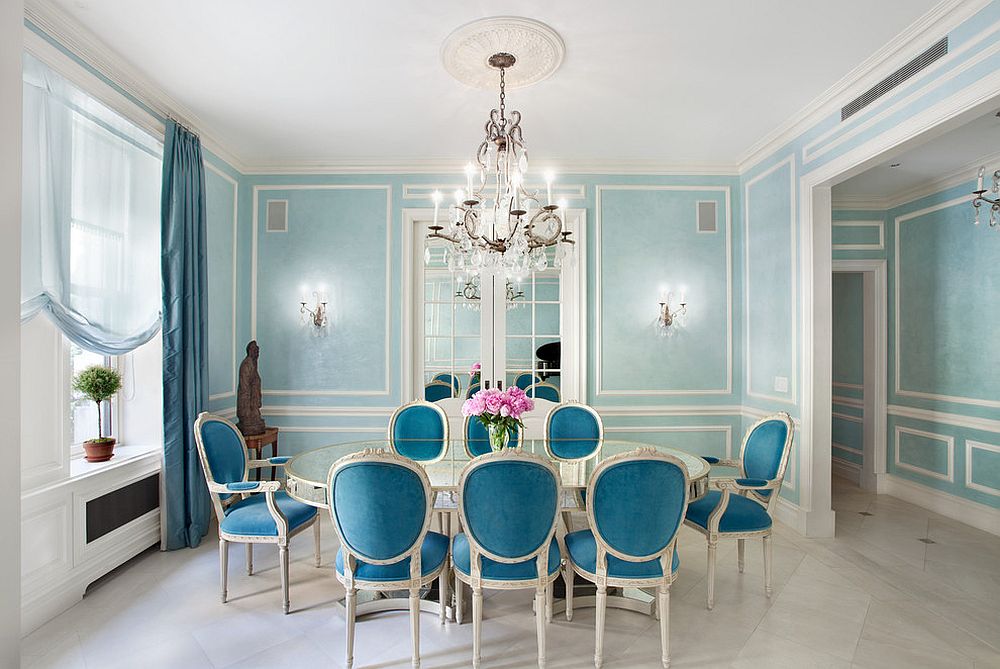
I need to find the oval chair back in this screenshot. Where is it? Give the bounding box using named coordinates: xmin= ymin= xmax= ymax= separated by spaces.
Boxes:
xmin=424 ymin=380 xmax=454 ymax=402
xmin=431 ymin=372 xmax=461 ymax=397
xmin=513 ymin=372 xmax=542 ymax=390
xmin=466 ymin=382 xmax=481 ymax=399
xmin=739 ymin=412 xmax=794 ymax=509
xmin=327 ymin=450 xmax=432 ymax=570
xmin=458 ymin=451 xmax=560 ymax=575
xmin=586 ymin=449 xmax=689 ymax=576
xmin=193 ymin=413 xmax=250 ymax=519
xmin=388 ymin=401 xmax=450 ymax=463
xmin=526 ymin=382 xmax=560 ymax=403
xmin=544 ymin=402 xmax=604 ymax=462
xmin=463 ymin=415 xmax=521 ymax=458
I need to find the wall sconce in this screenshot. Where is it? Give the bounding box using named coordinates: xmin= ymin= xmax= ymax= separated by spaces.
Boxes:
xmin=299 ymin=285 xmax=329 ymax=329
xmin=972 ymin=165 xmax=1000 ymax=228
xmin=657 ymin=288 xmax=688 ymax=336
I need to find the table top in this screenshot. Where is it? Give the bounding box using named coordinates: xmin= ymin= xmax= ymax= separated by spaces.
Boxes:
xmin=286 ymin=439 xmax=710 ymax=493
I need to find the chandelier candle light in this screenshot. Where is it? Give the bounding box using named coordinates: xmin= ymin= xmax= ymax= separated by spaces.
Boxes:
xmin=427 ymin=52 xmax=575 ymax=279
xmin=972 ymin=165 xmax=1000 ymax=228
xmin=462 ymin=386 xmax=534 ymax=451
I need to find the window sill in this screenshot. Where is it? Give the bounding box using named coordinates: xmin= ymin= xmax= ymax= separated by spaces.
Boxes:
xmin=68 ymin=443 xmax=160 ymax=479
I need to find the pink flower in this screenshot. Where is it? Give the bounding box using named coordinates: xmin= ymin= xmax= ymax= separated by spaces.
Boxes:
xmin=471 ymin=362 xmax=481 ymax=372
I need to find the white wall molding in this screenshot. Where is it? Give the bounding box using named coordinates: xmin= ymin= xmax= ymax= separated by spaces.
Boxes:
xmin=250 ymin=184 xmax=393 ymax=397
xmin=894 ymin=424 xmax=955 ymax=482
xmin=881 ymin=473 xmax=1000 ymax=536
xmin=889 ymin=404 xmax=1000 ymax=433
xmin=745 ymin=155 xmax=798 ymax=404
xmin=205 ymin=162 xmax=239 ymax=403
xmin=243 ymin=159 xmax=739 ymax=176
xmin=262 ymin=405 xmax=395 ymax=418
xmin=832 ymin=395 xmax=864 ymax=408
xmin=603 ymin=424 xmax=733 ymax=459
xmin=271 ymin=426 xmax=385 ymax=434
xmin=830 ymin=195 xmax=889 ymax=211
xmin=832 ymin=441 xmax=863 ymax=456
xmin=831 ymin=220 xmax=884 ymax=251
xmin=894 ymin=196 xmax=1000 ymax=409
xmin=596 ymin=404 xmax=744 ymax=417
xmin=594 ymin=185 xmax=733 ymax=397
xmin=966 ymin=439 xmax=1000 ymax=498
xmin=402 ymin=183 xmax=586 ymax=200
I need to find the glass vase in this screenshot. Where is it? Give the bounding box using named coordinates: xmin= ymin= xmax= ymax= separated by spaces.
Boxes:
xmin=488 ymin=423 xmax=510 ymax=451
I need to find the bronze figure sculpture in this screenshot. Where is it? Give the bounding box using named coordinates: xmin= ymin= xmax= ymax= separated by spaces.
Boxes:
xmin=236 ymin=340 xmax=266 ymax=436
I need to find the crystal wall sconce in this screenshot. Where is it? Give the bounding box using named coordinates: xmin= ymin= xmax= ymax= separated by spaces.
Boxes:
xmin=299 ymin=285 xmax=329 ymax=329
xmin=972 ymin=165 xmax=1000 ymax=229
xmin=657 ymin=288 xmax=688 ymax=335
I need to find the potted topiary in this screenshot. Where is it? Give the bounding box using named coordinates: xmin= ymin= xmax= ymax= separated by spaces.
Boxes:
xmin=73 ymin=365 xmax=123 ymax=462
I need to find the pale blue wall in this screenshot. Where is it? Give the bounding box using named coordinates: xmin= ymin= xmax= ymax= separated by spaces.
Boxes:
xmin=831 ymin=272 xmax=864 ymax=469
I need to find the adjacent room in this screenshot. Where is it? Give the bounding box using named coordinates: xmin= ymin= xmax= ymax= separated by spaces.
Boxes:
xmin=4 ymin=1 xmax=1000 ymax=667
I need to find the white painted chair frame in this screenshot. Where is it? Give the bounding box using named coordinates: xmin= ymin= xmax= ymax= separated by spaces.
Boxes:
xmin=683 ymin=412 xmax=794 ymax=610
xmin=326 ymin=448 xmax=450 ymax=669
xmin=193 ymin=412 xmax=321 ymax=615
xmin=388 ymin=400 xmax=451 ymax=465
xmin=454 ymin=449 xmax=563 ymax=669
xmin=543 ymin=402 xmax=605 ymax=533
xmin=563 ymin=447 xmax=688 ymax=669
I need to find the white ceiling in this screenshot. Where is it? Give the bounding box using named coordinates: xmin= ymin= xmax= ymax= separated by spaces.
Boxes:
xmin=834 ymin=109 xmax=1000 ymax=203
xmin=50 ymin=0 xmax=942 ymax=170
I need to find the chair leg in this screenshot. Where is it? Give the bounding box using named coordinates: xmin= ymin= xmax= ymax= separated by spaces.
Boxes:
xmin=763 ymin=534 xmax=773 ymax=597
xmin=455 ymin=575 xmax=464 ymax=624
xmin=219 ymin=539 xmax=229 ymax=603
xmin=245 ymin=542 xmax=253 ymax=576
xmin=595 ymin=584 xmax=607 ymax=668
xmin=535 ymin=587 xmax=547 ymax=669
xmin=313 ymin=519 xmax=322 ymax=567
xmin=410 ymin=587 xmax=421 ymax=669
xmin=279 ymin=544 xmax=290 ymax=614
xmin=658 ymin=585 xmax=670 ymax=668
xmin=653 ymin=591 xmax=660 ymax=621
xmin=545 ymin=580 xmax=554 ymax=623
xmin=564 ymin=566 xmax=575 ymax=621
xmin=738 ymin=539 xmax=745 ymax=573
xmin=345 ymin=587 xmax=357 ymax=669
xmin=472 ymin=586 xmax=483 ymax=669
xmin=562 ymin=510 xmax=574 ymax=534
xmin=438 ymin=568 xmax=448 ymax=625
xmin=706 ymin=540 xmax=717 ymax=610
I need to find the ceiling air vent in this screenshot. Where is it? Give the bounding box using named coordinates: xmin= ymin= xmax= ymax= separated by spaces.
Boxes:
xmin=841 ymin=37 xmax=948 ymax=121
xmin=265 ymin=200 xmax=288 ymax=232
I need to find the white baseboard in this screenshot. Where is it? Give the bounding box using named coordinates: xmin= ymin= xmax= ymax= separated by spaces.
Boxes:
xmin=881 ymin=474 xmax=1000 ymax=537
xmin=832 ymin=458 xmax=862 ymax=486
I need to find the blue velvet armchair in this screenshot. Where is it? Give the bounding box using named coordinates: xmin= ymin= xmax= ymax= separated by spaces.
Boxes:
xmin=684 ymin=412 xmax=794 ymax=609
xmin=193 ymin=413 xmax=320 ymax=614
xmin=388 ymin=400 xmax=450 ymax=463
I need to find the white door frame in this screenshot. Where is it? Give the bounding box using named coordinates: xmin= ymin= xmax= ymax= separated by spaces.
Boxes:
xmin=832 ymin=260 xmax=887 ymax=492
xmin=799 ymin=81 xmax=1000 ymax=536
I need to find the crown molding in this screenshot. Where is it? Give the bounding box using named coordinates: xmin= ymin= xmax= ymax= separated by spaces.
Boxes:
xmin=737 ymin=0 xmax=992 ymax=173
xmin=24 ymin=0 xmax=248 ymax=172
xmin=830 ymin=194 xmax=891 ymax=211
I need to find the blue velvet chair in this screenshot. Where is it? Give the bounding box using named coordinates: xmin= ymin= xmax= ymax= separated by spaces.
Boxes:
xmin=432 ymin=372 xmax=462 ymax=396
xmin=453 ymin=450 xmax=562 ymax=669
xmin=424 ymin=380 xmax=454 ymax=402
xmin=466 ymin=382 xmax=481 ymax=399
xmin=389 ymin=401 xmax=450 ymax=463
xmin=328 ymin=449 xmax=450 ymax=669
xmin=526 ymin=382 xmax=561 ymax=403
xmin=544 ymin=402 xmax=603 ymax=462
xmin=564 ymin=449 xmax=689 ymax=669
xmin=463 ymin=415 xmax=521 ymax=458
xmin=685 ymin=412 xmax=794 ymax=609
xmin=514 ymin=371 xmax=543 ymax=390
xmin=193 ymin=413 xmax=320 ymax=614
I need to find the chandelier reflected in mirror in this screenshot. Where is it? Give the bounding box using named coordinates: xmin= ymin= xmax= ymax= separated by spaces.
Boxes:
xmin=455 ymin=274 xmax=524 ymax=311
xmin=427 ymin=51 xmax=575 ymax=279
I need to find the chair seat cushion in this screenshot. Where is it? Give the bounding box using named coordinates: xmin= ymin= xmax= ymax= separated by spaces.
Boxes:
xmin=686 ymin=491 xmax=772 ymax=533
xmin=565 ymin=530 xmax=679 ymax=579
xmin=452 ymin=533 xmax=560 ymax=581
xmin=335 ymin=531 xmax=449 ymax=582
xmin=221 ymin=491 xmax=317 ymax=537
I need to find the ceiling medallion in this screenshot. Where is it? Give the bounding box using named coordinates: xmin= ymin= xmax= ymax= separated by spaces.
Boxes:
xmin=440 ymin=16 xmax=565 ymax=90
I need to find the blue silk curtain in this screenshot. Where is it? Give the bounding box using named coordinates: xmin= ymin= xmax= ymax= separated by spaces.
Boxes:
xmin=161 ymin=119 xmax=211 ymax=549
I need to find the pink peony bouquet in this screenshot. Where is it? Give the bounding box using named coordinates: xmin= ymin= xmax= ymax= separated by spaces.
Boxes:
xmin=462 ymin=386 xmax=534 ymax=450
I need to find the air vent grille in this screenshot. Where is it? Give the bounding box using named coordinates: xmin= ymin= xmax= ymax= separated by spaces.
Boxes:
xmin=697 ymin=201 xmax=718 ymax=233
xmin=266 ymin=200 xmax=288 ymax=232
xmin=841 ymin=37 xmax=948 ymax=121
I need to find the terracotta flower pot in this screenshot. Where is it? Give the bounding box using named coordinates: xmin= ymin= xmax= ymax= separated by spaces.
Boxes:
xmin=83 ymin=438 xmax=116 ymax=463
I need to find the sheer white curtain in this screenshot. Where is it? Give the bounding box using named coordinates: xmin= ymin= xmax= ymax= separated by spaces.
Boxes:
xmin=21 ymin=53 xmax=161 ymax=355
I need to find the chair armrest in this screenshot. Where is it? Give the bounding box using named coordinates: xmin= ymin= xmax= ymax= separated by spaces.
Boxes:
xmin=207 ymin=480 xmax=281 ymax=494
xmin=714 ymin=477 xmax=779 ymax=492
xmin=702 ymin=456 xmax=740 ymax=467
xmin=249 ymin=456 xmax=290 ymax=469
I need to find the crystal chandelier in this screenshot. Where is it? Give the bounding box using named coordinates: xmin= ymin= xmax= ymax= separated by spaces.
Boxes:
xmin=427 ymin=52 xmax=574 ymax=279
xmin=972 ymin=165 xmax=1000 ymax=228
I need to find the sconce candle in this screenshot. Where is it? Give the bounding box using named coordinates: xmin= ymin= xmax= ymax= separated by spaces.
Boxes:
xmin=300 ymin=289 xmax=329 ymax=329
xmin=657 ymin=288 xmax=689 ymax=335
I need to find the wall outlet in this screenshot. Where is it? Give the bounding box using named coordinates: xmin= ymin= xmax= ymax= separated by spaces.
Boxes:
xmin=773 ymin=376 xmax=789 ymax=393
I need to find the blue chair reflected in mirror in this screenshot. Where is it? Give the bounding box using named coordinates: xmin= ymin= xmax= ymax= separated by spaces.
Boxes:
xmin=388 ymin=401 xmax=450 ymax=463
xmin=453 ymin=450 xmax=562 ymax=669
xmin=514 ymin=371 xmax=543 ymax=390
xmin=685 ymin=412 xmax=794 ymax=609
xmin=328 ymin=450 xmax=450 ymax=669
xmin=431 ymin=372 xmax=461 ymax=397
xmin=424 ymin=380 xmax=454 ymax=402
xmin=463 ymin=415 xmax=521 ymax=458
xmin=466 ymin=382 xmax=481 ymax=399
xmin=545 ymin=403 xmax=604 ymax=532
xmin=564 ymin=449 xmax=689 ymax=668
xmin=526 ymin=382 xmax=560 ymax=403
xmin=193 ymin=413 xmax=320 ymax=615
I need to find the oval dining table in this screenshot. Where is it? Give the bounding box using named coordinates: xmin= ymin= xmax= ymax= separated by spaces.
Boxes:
xmin=284 ymin=439 xmax=712 ymax=620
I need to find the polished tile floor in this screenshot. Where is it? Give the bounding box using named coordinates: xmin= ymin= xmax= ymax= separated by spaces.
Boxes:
xmin=21 ymin=477 xmax=1000 ymax=668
